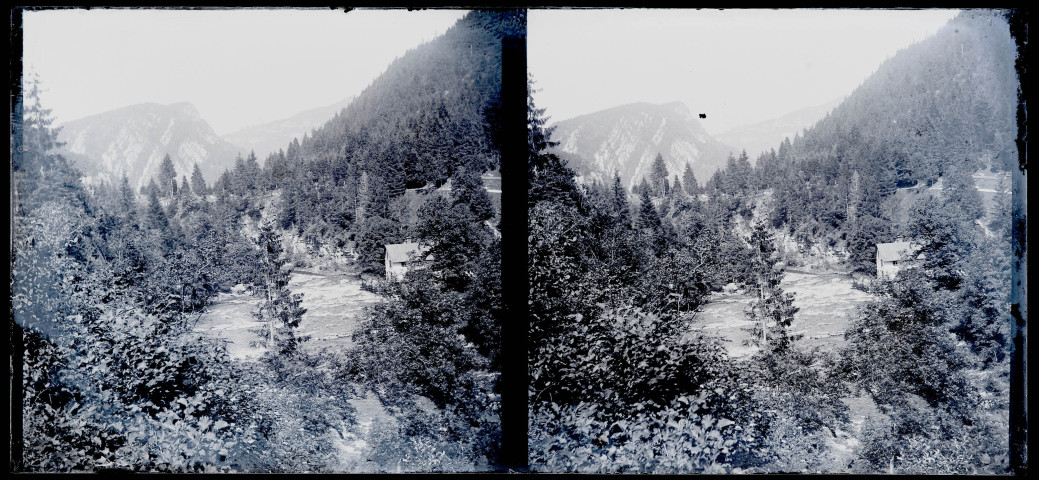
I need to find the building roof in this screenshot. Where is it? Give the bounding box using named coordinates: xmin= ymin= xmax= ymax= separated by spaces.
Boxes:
xmin=385 ymin=242 xmax=431 ymax=263
xmin=876 ymin=241 xmax=915 ymax=262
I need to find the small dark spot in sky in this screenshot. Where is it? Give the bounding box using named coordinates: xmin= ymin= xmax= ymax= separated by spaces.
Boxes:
xmin=699 ymin=113 xmax=707 ymax=119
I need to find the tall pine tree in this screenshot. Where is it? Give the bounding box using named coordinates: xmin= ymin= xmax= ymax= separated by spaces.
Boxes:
xmin=158 ymin=154 xmax=178 ymax=197
xmin=254 ymin=222 xmax=308 ymax=358
xmin=745 ymin=222 xmax=799 ymax=354
xmin=190 ymin=162 xmax=208 ymax=196
xmin=683 ymin=162 xmax=700 ymax=196
xmin=650 ymin=153 xmax=669 ymax=196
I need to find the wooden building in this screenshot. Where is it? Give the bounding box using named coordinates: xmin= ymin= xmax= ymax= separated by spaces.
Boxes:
xmin=384 ymin=241 xmax=432 ymax=281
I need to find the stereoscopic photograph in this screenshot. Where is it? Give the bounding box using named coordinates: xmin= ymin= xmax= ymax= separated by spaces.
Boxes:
xmin=9 ymin=6 xmax=1025 ymax=475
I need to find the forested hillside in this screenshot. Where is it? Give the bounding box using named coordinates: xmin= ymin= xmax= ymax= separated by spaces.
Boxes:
xmin=13 ymin=9 xmax=520 ymax=472
xmin=709 ymin=10 xmax=1019 ymax=272
xmin=262 ymin=10 xmax=523 ymax=269
xmin=528 ymin=9 xmax=1017 ymax=474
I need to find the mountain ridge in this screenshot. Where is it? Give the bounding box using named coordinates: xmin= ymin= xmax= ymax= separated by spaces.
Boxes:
xmin=715 ymin=96 xmax=845 ymax=161
xmin=549 ymin=101 xmax=734 ymax=190
xmin=223 ymin=96 xmax=356 ymax=160
xmin=57 ymin=101 xmax=243 ymax=190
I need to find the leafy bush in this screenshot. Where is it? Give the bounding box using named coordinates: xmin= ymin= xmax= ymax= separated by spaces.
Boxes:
xmin=531 ymin=305 xmax=726 ymax=408
xmin=530 ymin=393 xmax=748 ymax=473
xmin=20 ymin=307 xmax=242 ymax=472
xmin=344 ymin=267 xmax=499 ymax=467
xmin=362 ymin=412 xmax=486 ymax=472
xmin=844 ymin=268 xmax=978 ymax=411
xmin=759 ymin=413 xmax=849 ymax=473
xmin=857 ymin=396 xmax=1009 ymax=474
xmin=529 ymin=304 xmax=773 ymax=472
xmin=746 ymin=348 xmax=851 ymax=472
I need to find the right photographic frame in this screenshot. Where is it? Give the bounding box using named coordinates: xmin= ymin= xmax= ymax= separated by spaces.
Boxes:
xmin=526 ymin=8 xmax=1026 ymax=474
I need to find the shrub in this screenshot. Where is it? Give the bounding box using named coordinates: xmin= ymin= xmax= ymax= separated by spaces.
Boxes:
xmin=530 ymin=393 xmax=748 ymax=473
xmin=363 ymin=413 xmax=485 ymax=472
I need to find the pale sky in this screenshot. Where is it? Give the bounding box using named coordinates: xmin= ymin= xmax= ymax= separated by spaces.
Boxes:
xmin=22 ymin=8 xmax=467 ymax=134
xmin=529 ymin=9 xmax=961 ymax=135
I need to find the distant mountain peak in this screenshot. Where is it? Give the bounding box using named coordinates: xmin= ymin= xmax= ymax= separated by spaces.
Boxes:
xmin=222 ymin=96 xmax=356 ymax=159
xmin=168 ymin=101 xmax=201 ymax=118
xmin=716 ymin=96 xmax=845 ymax=159
xmin=550 ymin=101 xmax=732 ymax=190
xmin=660 ymin=100 xmax=694 ymax=118
xmin=57 ymin=102 xmax=241 ymax=190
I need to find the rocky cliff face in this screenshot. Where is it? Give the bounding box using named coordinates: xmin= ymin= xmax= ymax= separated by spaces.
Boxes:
xmin=57 ymin=102 xmax=243 ymax=189
xmin=549 ymin=101 xmax=733 ymax=190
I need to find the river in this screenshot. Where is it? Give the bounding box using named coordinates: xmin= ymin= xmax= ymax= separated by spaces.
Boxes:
xmin=688 ymin=269 xmax=874 ymax=359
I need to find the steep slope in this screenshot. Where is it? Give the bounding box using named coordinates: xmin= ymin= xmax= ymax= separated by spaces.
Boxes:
xmin=294 ymin=10 xmax=524 ymax=191
xmin=57 ymin=102 xmax=242 ymax=189
xmin=265 ymin=10 xmax=523 ymax=258
xmin=715 ymin=96 xmax=844 ymax=161
xmin=548 ymin=102 xmax=733 ymax=190
xmin=750 ymin=10 xmax=1019 ymax=269
xmin=774 ymin=10 xmax=1018 ymax=182
xmin=223 ymin=96 xmax=355 ymax=160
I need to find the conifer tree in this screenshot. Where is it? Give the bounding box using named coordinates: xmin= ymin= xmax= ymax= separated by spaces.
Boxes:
xmin=942 ymin=161 xmax=985 ymax=224
xmin=611 ymin=171 xmax=630 ymax=221
xmin=190 ymin=162 xmax=208 ymax=196
xmin=635 ymin=177 xmax=653 ymax=198
xmin=354 ymin=171 xmax=371 ymax=228
xmin=158 ymin=154 xmax=178 ymax=197
xmin=119 ymin=172 xmax=136 ymax=216
xmin=255 ymin=222 xmax=308 ymax=357
xmin=527 ymin=74 xmax=582 ymax=208
xmin=180 ymin=175 xmax=191 ymax=197
xmin=637 ymin=188 xmax=664 ymax=257
xmin=451 ymin=167 xmax=495 ymax=222
xmin=245 ymin=151 xmax=263 ymax=191
xmin=683 ymin=162 xmax=700 ymax=196
xmin=16 ymin=74 xmax=65 ymax=174
xmin=745 ymin=221 xmax=799 ymax=354
xmin=145 ymin=189 xmax=169 ymax=233
xmin=231 ymin=154 xmax=248 ymax=195
xmin=650 ymin=153 xmax=669 ymax=195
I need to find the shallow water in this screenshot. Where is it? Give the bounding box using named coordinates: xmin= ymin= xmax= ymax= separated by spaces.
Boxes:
xmin=195 ymin=270 xmax=383 ymax=360
xmin=195 ymin=269 xmax=391 ymax=468
xmin=690 ymin=270 xmax=874 ymax=359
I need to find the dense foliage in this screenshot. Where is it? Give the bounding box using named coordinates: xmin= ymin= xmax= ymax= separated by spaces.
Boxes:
xmin=13 ymin=77 xmax=289 ymax=472
xmin=527 ymin=10 xmax=1014 ymax=474
xmin=13 ymin=10 xmax=515 ymax=472
xmin=263 ymin=10 xmax=523 ymax=271
xmin=527 ymin=78 xmax=855 ymax=473
xmin=342 ymin=186 xmax=503 ymax=469
xmin=691 ymin=11 xmax=1019 ymax=274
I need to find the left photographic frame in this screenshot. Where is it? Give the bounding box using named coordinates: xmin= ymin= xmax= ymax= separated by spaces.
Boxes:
xmin=11 ymin=7 xmax=524 ymax=473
